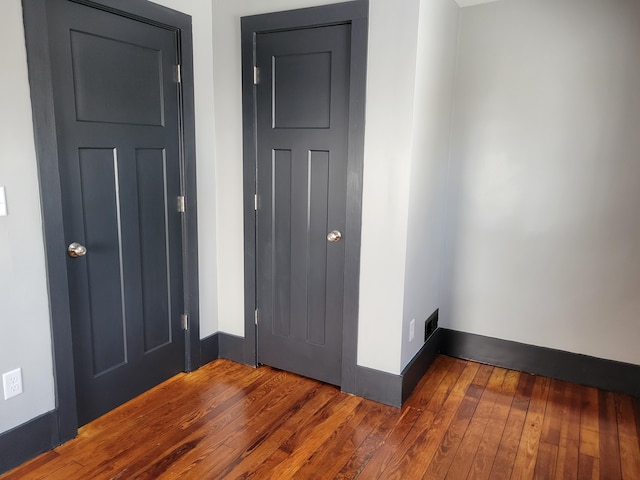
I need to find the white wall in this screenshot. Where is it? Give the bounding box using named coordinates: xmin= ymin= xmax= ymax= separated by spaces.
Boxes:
xmin=356 ymin=0 xmax=421 ymax=373
xmin=400 ymin=0 xmax=459 ymax=370
xmin=149 ymin=0 xmax=219 ymax=339
xmin=0 ymin=0 xmax=55 ymax=433
xmin=444 ymin=0 xmax=640 ymax=365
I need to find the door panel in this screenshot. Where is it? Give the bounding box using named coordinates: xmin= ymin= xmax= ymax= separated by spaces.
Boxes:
xmin=135 ymin=149 xmax=172 ymax=353
xmin=47 ymin=0 xmax=185 ymax=425
xmin=256 ymin=24 xmax=351 ymax=386
xmin=69 ymin=30 xmax=164 ymax=126
xmin=78 ymin=148 xmax=126 ymax=375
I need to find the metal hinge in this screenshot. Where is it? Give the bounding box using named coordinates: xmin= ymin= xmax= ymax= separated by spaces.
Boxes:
xmin=175 ymin=64 xmax=182 ymax=84
xmin=254 ymin=193 xmax=258 ymax=211
xmin=181 ymin=313 xmax=188 ymax=330
xmin=254 ymin=309 xmax=258 ymax=325
xmin=177 ymin=195 xmax=185 ymax=213
xmin=253 ymin=66 xmax=260 ymax=85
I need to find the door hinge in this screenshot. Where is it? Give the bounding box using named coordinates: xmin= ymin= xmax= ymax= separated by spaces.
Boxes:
xmin=254 ymin=193 xmax=258 ymax=211
xmin=175 ymin=64 xmax=182 ymax=84
xmin=254 ymin=309 xmax=258 ymax=325
xmin=253 ymin=66 xmax=260 ymax=85
xmin=181 ymin=313 xmax=189 ymax=330
xmin=177 ymin=195 xmax=186 ymax=213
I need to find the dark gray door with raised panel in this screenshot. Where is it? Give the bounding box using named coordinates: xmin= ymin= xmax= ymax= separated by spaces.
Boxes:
xmin=47 ymin=0 xmax=185 ymax=425
xmin=255 ymin=24 xmax=351 ymax=385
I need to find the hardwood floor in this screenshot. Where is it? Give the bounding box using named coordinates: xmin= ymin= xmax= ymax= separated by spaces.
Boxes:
xmin=2 ymin=355 xmax=639 ymax=479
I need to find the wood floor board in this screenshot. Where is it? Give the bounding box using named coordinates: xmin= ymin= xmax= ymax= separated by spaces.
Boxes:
xmin=259 ymin=395 xmax=362 ymax=480
xmin=599 ymin=390 xmax=623 ymax=479
xmin=634 ymin=397 xmax=640 ymax=442
xmin=553 ymin=382 xmax=581 ymax=480
xmin=1 ymin=357 xmax=638 ymax=480
xmin=346 ymin=405 xmax=422 ymax=479
xmin=578 ymin=453 xmax=599 ymax=480
xmin=540 ymin=379 xmax=567 ymax=446
xmin=357 ymin=357 xmax=467 ymax=479
xmin=510 ymin=375 xmax=552 ymax=479
xmin=533 ymin=442 xmax=558 ymax=480
xmin=40 ymin=461 xmax=85 ymax=480
xmin=423 ymin=365 xmax=497 ymax=479
xmin=614 ymin=394 xmax=640 ymax=480
xmin=0 ymin=451 xmax=61 ymax=480
xmin=137 ymin=372 xmax=322 ymax=479
xmin=579 ymin=386 xmax=601 ymax=460
xmin=218 ymin=383 xmax=339 ymax=479
xmin=403 ymin=355 xmax=454 ymax=409
xmin=286 ymin=400 xmax=379 ymax=479
xmin=333 ymin=403 xmax=408 ymax=479
xmin=378 ymin=362 xmax=481 ymax=479
xmin=488 ymin=373 xmax=537 ymax=480
xmin=465 ymin=369 xmax=520 ymax=480
xmin=442 ymin=366 xmax=507 ymax=480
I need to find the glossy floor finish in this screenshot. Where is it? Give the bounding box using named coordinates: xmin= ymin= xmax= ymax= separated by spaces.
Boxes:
xmin=2 ymin=356 xmax=639 ymax=479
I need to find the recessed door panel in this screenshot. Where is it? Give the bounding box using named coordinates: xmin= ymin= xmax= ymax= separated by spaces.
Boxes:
xmin=70 ymin=30 xmax=164 ymax=126
xmin=135 ymin=149 xmax=172 ymax=353
xmin=273 ymin=52 xmax=332 ymax=129
xmin=307 ymin=150 xmax=330 ymax=346
xmin=273 ymin=149 xmax=292 ymax=338
xmin=78 ymin=148 xmax=126 ymax=375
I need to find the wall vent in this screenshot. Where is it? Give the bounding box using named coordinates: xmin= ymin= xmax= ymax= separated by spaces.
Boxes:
xmin=425 ymin=308 xmax=439 ymax=342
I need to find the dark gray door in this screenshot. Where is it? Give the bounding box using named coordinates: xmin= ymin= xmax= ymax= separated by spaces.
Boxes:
xmin=255 ymin=24 xmax=351 ymax=386
xmin=47 ymin=0 xmax=185 ymax=425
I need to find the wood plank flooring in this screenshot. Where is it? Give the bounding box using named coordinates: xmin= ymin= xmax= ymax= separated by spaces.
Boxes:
xmin=2 ymin=355 xmax=639 ymax=479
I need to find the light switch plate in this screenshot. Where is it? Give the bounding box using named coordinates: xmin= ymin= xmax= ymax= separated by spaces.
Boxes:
xmin=0 ymin=186 xmax=7 ymax=216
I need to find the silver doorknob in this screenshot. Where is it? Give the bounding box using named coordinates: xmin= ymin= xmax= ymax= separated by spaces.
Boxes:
xmin=68 ymin=242 xmax=87 ymax=258
xmin=327 ymin=230 xmax=342 ymax=243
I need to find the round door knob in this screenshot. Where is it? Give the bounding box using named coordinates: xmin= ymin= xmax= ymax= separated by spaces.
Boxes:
xmin=327 ymin=230 xmax=342 ymax=243
xmin=68 ymin=242 xmax=87 ymax=258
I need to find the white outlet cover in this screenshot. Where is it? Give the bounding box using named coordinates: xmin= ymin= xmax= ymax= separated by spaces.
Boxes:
xmin=2 ymin=368 xmax=23 ymax=400
xmin=0 ymin=186 xmax=7 ymax=217
xmin=409 ymin=319 xmax=415 ymax=341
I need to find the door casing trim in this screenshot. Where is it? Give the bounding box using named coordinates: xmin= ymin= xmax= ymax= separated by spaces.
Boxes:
xmin=22 ymin=0 xmax=200 ymax=443
xmin=241 ymin=0 xmax=368 ymax=394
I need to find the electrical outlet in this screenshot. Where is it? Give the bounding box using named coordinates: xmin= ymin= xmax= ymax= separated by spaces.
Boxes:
xmin=3 ymin=368 xmax=23 ymax=400
xmin=409 ymin=319 xmax=415 ymax=341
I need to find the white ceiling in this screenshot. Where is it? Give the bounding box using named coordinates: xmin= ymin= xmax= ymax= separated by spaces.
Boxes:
xmin=455 ymin=0 xmax=502 ymax=7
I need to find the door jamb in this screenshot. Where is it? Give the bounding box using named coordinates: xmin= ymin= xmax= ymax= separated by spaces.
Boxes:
xmin=22 ymin=0 xmax=200 ymax=443
xmin=240 ymin=0 xmax=368 ymax=394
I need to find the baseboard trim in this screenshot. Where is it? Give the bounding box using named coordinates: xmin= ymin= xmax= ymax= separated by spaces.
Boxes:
xmin=0 ymin=411 xmax=58 ymax=474
xmin=199 ymin=332 xmax=248 ymax=366
xmin=401 ymin=328 xmax=443 ymax=403
xmin=353 ymin=365 xmax=403 ymax=407
xmin=352 ymin=329 xmax=443 ymax=407
xmin=200 ymin=332 xmax=220 ymax=365
xmin=218 ymin=333 xmax=247 ymax=365
xmin=440 ymin=329 xmax=640 ymax=398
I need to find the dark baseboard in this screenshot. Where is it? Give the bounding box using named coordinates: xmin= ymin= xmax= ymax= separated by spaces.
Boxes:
xmin=352 ymin=329 xmax=443 ymax=408
xmin=401 ymin=328 xmax=443 ymax=403
xmin=198 ymin=326 xmax=640 ymax=409
xmin=200 ymin=332 xmax=220 ymax=365
xmin=199 ymin=332 xmax=248 ymax=367
xmin=0 ymin=411 xmax=58 ymax=474
xmin=440 ymin=328 xmax=640 ymax=398
xmin=353 ymin=365 xmax=403 ymax=407
xmin=218 ymin=333 xmax=247 ymax=365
